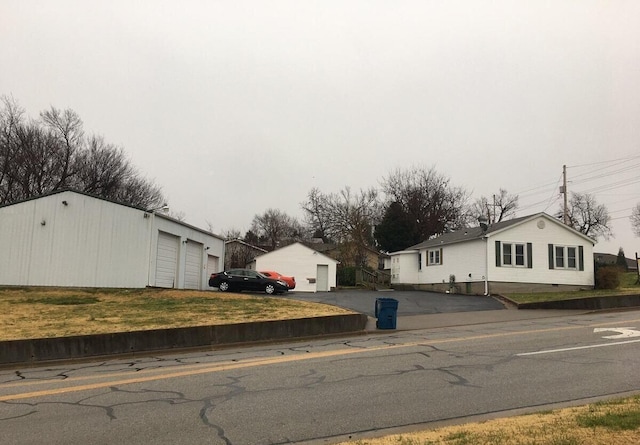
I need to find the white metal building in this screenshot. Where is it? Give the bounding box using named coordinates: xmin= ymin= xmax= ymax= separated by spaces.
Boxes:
xmin=0 ymin=190 xmax=225 ymax=289
xmin=247 ymin=242 xmax=339 ymax=292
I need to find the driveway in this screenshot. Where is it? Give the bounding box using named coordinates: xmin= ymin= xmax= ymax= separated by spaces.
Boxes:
xmin=281 ymin=289 xmax=506 ymax=317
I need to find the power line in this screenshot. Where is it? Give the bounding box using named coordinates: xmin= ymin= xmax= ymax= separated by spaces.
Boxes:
xmin=568 ymin=154 xmax=640 ymax=169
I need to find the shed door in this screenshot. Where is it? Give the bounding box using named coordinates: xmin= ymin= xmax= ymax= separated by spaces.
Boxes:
xmin=316 ymin=264 xmax=329 ymax=292
xmin=156 ymin=231 xmax=179 ymax=288
xmin=184 ymin=240 xmax=203 ymax=290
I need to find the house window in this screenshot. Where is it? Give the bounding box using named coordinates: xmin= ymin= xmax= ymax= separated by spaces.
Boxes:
xmin=502 ymin=243 xmax=512 ymax=265
xmin=496 ymin=241 xmax=532 ymax=268
xmin=567 ymin=247 xmax=577 ymax=268
xmin=552 ymin=245 xmax=578 ymax=270
xmin=500 ymin=242 xmax=528 ymax=267
xmin=515 ymin=244 xmax=525 ymax=266
xmin=428 ymin=249 xmax=442 ymax=265
xmin=555 ymin=246 xmax=564 ymax=268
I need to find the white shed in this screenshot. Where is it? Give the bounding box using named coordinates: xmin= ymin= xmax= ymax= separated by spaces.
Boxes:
xmin=247 ymin=242 xmax=339 ymax=292
xmin=0 ymin=190 xmax=225 ymax=289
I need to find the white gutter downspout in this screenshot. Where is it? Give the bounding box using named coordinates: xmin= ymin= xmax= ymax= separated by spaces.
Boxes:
xmin=483 ymin=236 xmax=489 ymax=296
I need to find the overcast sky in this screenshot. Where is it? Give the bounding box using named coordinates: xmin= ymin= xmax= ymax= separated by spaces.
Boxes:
xmin=2 ymin=1 xmax=639 ymax=256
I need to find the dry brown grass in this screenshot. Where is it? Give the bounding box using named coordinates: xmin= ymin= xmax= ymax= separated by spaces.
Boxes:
xmin=339 ymin=396 xmax=640 ymax=445
xmin=0 ymin=287 xmax=353 ymax=341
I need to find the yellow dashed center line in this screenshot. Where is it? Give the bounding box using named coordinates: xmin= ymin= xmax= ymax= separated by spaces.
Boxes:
xmin=3 ymin=316 xmax=640 ymax=402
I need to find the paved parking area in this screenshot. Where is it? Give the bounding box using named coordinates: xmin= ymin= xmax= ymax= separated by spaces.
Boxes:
xmin=281 ymin=289 xmax=506 ymax=317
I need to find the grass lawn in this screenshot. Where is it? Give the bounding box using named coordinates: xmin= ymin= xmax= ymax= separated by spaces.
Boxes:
xmin=0 ymin=287 xmax=353 ymax=341
xmin=504 ymin=271 xmax=640 ymax=304
xmin=339 ymin=395 xmax=640 ymax=445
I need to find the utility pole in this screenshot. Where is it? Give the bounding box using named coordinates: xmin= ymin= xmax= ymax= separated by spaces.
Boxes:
xmin=561 ymin=165 xmax=569 ymax=225
xmin=492 ymin=194 xmax=497 ymax=223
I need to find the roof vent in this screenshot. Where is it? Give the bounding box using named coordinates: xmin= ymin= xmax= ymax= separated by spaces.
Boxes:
xmin=478 ymin=216 xmax=489 ymax=233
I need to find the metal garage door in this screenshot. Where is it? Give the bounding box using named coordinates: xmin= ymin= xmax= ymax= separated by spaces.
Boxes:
xmin=184 ymin=240 xmax=203 ymax=289
xmin=156 ymin=231 xmax=179 ymax=288
xmin=316 ymin=264 xmax=329 ymax=292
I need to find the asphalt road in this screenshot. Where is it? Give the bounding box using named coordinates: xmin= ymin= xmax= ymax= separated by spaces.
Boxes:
xmin=280 ymin=289 xmax=506 ymax=316
xmin=2 ymin=309 xmax=640 ymax=444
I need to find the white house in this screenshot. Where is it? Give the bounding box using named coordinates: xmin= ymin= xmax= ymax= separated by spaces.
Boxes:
xmin=246 ymin=242 xmax=339 ymax=292
xmin=389 ymin=213 xmax=595 ymax=294
xmin=0 ymin=190 xmax=225 ymax=289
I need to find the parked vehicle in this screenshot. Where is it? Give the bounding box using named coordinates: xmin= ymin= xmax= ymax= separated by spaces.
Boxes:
xmin=259 ymin=270 xmax=296 ymax=290
xmin=208 ymin=269 xmax=289 ymax=295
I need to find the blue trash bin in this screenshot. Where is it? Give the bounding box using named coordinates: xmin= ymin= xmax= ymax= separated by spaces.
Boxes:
xmin=375 ymin=297 xmax=398 ymax=329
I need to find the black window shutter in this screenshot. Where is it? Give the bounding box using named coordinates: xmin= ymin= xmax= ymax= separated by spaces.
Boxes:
xmin=440 ymin=248 xmax=443 ymax=264
xmin=579 ymin=246 xmax=584 ymax=271
xmin=548 ymin=244 xmax=554 ymax=269
xmin=495 ymin=241 xmax=501 ymax=267
xmin=527 ymin=243 xmax=533 ymax=269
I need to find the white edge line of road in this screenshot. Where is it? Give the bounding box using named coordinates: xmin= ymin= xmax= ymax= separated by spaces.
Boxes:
xmin=517 ymin=339 xmax=640 ymax=356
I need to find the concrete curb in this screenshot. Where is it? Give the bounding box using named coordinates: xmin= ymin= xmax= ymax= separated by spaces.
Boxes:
xmin=506 ymin=293 xmax=640 ymax=310
xmin=0 ymin=313 xmax=368 ymax=366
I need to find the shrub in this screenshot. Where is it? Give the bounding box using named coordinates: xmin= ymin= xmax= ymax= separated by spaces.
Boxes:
xmin=595 ymin=267 xmax=621 ymax=289
xmin=337 ymin=266 xmax=356 ymax=286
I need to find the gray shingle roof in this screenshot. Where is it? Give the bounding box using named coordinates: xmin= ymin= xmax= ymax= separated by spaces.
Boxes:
xmin=406 ymin=213 xmax=541 ymax=250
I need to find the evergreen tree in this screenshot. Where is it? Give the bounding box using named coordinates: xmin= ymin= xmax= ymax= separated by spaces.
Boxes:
xmin=616 ymin=247 xmax=629 ymax=271
xmin=374 ymin=201 xmax=420 ymax=252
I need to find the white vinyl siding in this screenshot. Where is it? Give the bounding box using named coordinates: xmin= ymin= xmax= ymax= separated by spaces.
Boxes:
xmin=390 ymin=251 xmax=421 ymax=284
xmin=418 ymin=240 xmax=486 ymax=285
xmin=247 ymin=242 xmax=338 ymax=292
xmin=390 ymin=214 xmax=594 ymax=289
xmin=490 ymin=216 xmax=592 ymax=286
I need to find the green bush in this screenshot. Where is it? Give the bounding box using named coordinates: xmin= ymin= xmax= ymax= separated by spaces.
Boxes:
xmin=595 ymin=267 xmax=621 ymax=289
xmin=337 ymin=266 xmax=356 ymax=286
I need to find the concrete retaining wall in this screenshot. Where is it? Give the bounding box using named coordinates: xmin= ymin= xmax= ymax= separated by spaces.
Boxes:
xmin=516 ymin=294 xmax=640 ymax=310
xmin=0 ymin=313 xmax=368 ymax=366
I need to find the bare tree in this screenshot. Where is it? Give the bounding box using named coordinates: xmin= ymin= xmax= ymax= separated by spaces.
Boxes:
xmin=0 ymin=97 xmax=165 ymax=209
xmin=72 ymin=136 xmax=131 ymax=195
xmin=302 ymin=186 xmax=380 ymax=266
xmin=559 ymin=192 xmax=612 ymax=241
xmin=301 ymin=187 xmax=332 ymax=242
xmin=222 ymin=228 xmax=242 ymax=240
xmin=381 ymin=166 xmax=468 ymax=241
xmin=469 ymin=189 xmax=519 ymax=223
xmin=111 ymin=174 xmax=164 ymax=209
xmin=250 ymin=208 xmax=303 ymax=250
xmin=0 ymin=96 xmax=24 ymax=204
xmin=631 ymin=203 xmax=640 ymax=238
xmin=40 ymin=106 xmax=84 ymax=190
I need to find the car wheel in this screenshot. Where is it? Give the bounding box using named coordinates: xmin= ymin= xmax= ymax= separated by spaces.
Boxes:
xmin=218 ymin=281 xmax=230 ymax=292
xmin=265 ymin=284 xmax=275 ymax=295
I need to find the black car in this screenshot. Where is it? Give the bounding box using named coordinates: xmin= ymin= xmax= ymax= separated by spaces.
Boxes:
xmin=208 ymin=269 xmax=289 ymax=295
